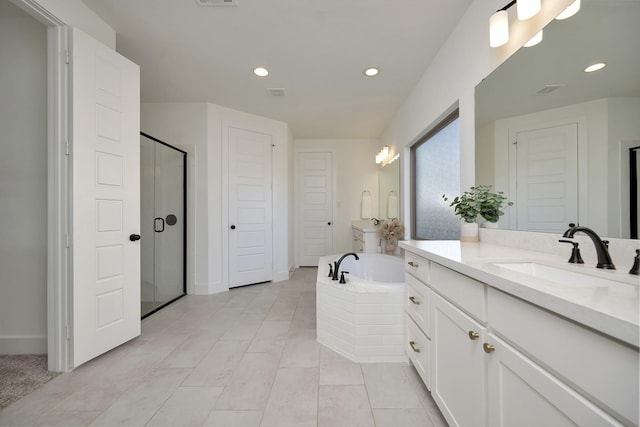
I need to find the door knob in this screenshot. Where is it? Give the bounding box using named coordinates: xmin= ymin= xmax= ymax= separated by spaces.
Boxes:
xmin=328 ymin=222 xmax=332 ymax=225
xmin=483 ymin=343 xmax=495 ymax=353
xmin=129 ymin=234 xmax=141 ymax=241
xmin=230 ymin=225 xmax=236 ymax=230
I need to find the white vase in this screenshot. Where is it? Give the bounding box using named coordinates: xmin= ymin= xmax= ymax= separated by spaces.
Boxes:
xmin=460 ymin=222 xmax=479 ymax=242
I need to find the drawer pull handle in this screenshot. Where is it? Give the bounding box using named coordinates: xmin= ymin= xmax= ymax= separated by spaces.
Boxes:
xmin=408 ymin=261 xmax=419 ymax=267
xmin=409 ymin=341 xmax=420 ymax=353
xmin=409 ymin=296 xmax=420 ymax=305
xmin=468 ymin=331 xmax=479 ymax=341
xmin=483 ymin=343 xmax=495 ymax=354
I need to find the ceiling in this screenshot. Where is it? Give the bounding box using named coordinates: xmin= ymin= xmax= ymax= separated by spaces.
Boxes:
xmin=78 ymin=0 xmax=472 ymax=139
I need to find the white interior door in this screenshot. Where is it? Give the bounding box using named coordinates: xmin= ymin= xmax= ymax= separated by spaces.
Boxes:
xmin=228 ymin=127 xmax=273 ymax=288
xmin=71 ymin=28 xmax=140 ymax=367
xmin=513 ymin=124 xmax=578 ymax=232
xmin=297 ymin=152 xmax=334 ymax=266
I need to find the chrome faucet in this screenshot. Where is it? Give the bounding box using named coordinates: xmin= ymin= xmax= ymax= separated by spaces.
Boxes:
xmin=333 ymin=252 xmax=359 ymax=280
xmin=562 ymin=224 xmax=615 ymax=269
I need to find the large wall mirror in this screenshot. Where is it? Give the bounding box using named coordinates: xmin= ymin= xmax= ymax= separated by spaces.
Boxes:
xmin=475 ymin=0 xmax=640 ymax=238
xmin=379 ymin=156 xmax=400 ymax=220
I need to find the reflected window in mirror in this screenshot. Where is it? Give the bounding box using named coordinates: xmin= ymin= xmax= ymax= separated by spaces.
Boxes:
xmin=411 ymin=110 xmax=460 ymax=240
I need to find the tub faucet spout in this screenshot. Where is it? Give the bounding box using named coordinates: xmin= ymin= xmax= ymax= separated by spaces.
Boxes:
xmin=562 ymin=224 xmax=615 ymax=269
xmin=333 ymin=252 xmax=360 ymax=280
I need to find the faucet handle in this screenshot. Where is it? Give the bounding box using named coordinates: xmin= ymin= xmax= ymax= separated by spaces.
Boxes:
xmin=630 ymin=250 xmax=640 ymax=276
xmin=339 ymin=271 xmax=349 ymax=284
xmin=328 ymin=263 xmax=333 ymax=278
xmin=559 ymin=240 xmax=584 ymax=264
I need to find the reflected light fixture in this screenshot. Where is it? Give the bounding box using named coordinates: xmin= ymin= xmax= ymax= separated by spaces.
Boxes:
xmin=253 ymin=67 xmax=269 ymax=77
xmin=523 ymin=29 xmax=543 ymax=47
xmin=516 ymin=0 xmax=541 ymax=20
xmin=584 ymin=62 xmax=606 ymax=73
xmin=376 ymin=145 xmax=389 ymax=164
xmin=556 ymin=0 xmax=581 ymax=20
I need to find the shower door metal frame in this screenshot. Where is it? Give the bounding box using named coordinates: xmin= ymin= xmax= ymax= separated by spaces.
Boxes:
xmin=140 ymin=132 xmax=187 ymax=318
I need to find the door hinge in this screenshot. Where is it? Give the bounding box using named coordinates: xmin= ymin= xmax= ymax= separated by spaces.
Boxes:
xmin=66 ymin=324 xmax=70 ymax=340
xmin=65 ymin=49 xmax=70 ymax=64
xmin=65 ymin=233 xmax=70 ymax=248
xmin=65 ymin=140 xmax=70 ymax=155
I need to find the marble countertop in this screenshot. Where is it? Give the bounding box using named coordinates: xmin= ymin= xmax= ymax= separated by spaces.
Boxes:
xmin=351 ymin=220 xmax=377 ymax=232
xmin=399 ymin=240 xmax=639 ymax=347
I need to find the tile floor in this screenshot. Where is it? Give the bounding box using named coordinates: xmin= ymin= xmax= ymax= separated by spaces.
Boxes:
xmin=0 ymin=268 xmax=448 ymax=427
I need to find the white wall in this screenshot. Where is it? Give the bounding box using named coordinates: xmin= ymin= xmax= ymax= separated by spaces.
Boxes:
xmin=23 ymin=0 xmax=115 ymax=48
xmin=380 ymin=0 xmax=575 ymax=233
xmin=142 ymin=102 xmax=292 ymax=294
xmin=294 ymin=139 xmax=380 ymax=255
xmin=0 ymin=14 xmax=48 ymax=354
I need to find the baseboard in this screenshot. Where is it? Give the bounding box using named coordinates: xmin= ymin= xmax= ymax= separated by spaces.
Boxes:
xmin=194 ymin=280 xmax=226 ymax=295
xmin=273 ymin=269 xmax=291 ymax=282
xmin=0 ymin=336 xmax=47 ymax=354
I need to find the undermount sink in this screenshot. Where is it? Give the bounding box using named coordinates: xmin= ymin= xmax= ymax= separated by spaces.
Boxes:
xmin=492 ymin=262 xmax=620 ymax=288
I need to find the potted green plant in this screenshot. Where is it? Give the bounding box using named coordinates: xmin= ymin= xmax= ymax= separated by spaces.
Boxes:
xmin=442 ymin=185 xmax=512 ymax=241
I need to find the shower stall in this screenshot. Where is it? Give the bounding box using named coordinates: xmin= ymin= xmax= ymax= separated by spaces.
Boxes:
xmin=140 ymin=132 xmax=187 ymax=317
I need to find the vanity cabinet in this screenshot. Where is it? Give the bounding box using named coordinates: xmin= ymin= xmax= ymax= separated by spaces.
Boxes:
xmin=402 ymin=248 xmax=637 ymax=427
xmin=431 ymin=292 xmax=487 ymax=427
xmin=405 ymin=254 xmax=431 ymax=388
xmin=352 ymin=226 xmax=379 ymax=253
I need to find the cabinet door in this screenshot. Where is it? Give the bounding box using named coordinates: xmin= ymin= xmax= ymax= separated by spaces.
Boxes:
xmin=431 ymin=293 xmax=486 ymax=427
xmin=486 ymin=333 xmax=623 ymax=427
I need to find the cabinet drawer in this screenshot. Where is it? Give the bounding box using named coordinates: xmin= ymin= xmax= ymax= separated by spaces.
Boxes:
xmin=406 ymin=314 xmax=430 ymax=389
xmin=488 ymin=288 xmax=639 ymax=426
xmin=406 ymin=274 xmax=430 ymax=337
xmin=405 ymin=252 xmax=429 ymax=284
xmin=431 ymin=262 xmax=486 ymax=322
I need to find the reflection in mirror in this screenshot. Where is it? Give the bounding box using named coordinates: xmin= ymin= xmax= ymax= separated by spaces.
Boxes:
xmin=475 ymin=0 xmax=640 ymax=238
xmin=379 ymin=155 xmax=400 ymax=220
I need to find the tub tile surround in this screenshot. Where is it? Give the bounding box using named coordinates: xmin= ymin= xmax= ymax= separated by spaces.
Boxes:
xmin=316 ymin=255 xmax=407 ymax=363
xmin=400 ymin=230 xmax=640 ymax=347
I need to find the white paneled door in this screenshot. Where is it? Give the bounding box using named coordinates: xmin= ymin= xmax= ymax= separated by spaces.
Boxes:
xmin=297 ymin=152 xmax=333 ymax=266
xmin=514 ymin=124 xmax=578 ymax=233
xmin=228 ymin=127 xmax=273 ymax=288
xmin=71 ymin=28 xmax=140 ymax=367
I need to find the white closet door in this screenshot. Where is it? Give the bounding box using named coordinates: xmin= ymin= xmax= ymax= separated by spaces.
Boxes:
xmin=228 ymin=127 xmax=273 ymax=288
xmin=71 ymin=28 xmax=140 ymax=367
xmin=297 ymin=152 xmax=334 ymax=266
xmin=514 ymin=123 xmax=578 ymax=232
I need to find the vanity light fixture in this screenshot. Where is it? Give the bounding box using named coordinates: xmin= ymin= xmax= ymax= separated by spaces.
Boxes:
xmin=523 ymin=29 xmax=543 ymax=47
xmin=364 ymin=67 xmax=380 ymax=77
xmin=490 ymin=0 xmax=549 ymax=48
xmin=376 ymin=145 xmax=389 ymax=164
xmin=253 ymin=67 xmax=269 ymax=77
xmin=387 ymin=153 xmax=400 ymax=164
xmin=556 ymin=0 xmax=580 ymax=20
xmin=584 ymin=62 xmax=606 ymax=73
xmin=516 ymin=0 xmax=540 ymax=20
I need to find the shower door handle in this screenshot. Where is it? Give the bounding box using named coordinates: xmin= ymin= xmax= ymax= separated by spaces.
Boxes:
xmin=154 ymin=217 xmax=165 ymax=232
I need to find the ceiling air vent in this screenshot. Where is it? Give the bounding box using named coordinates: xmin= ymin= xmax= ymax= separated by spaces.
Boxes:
xmin=536 ymin=84 xmax=565 ymax=95
xmin=266 ymin=88 xmax=286 ymax=97
xmin=195 ymin=0 xmax=237 ymax=7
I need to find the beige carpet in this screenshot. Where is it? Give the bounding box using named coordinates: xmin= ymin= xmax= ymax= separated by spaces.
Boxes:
xmin=0 ymin=355 xmax=59 ymax=410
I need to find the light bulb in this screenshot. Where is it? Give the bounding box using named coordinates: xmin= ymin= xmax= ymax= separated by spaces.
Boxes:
xmin=523 ymin=30 xmax=543 ymax=47
xmin=490 ymin=10 xmax=509 ymax=47
xmin=556 ymin=0 xmax=580 ymax=20
xmin=516 ymin=0 xmax=541 ymax=20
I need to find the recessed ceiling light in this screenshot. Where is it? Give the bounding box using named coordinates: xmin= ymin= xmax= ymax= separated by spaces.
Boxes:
xmin=253 ymin=67 xmax=269 ymax=77
xmin=584 ymin=63 xmax=606 ymax=73
xmin=363 ymin=67 xmax=380 ymax=77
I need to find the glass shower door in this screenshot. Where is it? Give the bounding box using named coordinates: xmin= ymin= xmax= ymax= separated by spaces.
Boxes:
xmin=141 ymin=133 xmax=186 ymax=317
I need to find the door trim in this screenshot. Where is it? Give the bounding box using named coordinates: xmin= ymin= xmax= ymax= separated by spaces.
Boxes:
xmin=13 ymin=0 xmax=70 ymax=371
xmin=293 ymin=148 xmax=337 ymax=268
